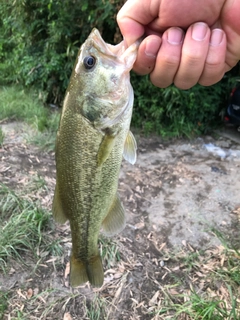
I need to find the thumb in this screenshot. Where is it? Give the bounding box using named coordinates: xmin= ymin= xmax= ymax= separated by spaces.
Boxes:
xmin=117 ymin=0 xmax=156 ymax=45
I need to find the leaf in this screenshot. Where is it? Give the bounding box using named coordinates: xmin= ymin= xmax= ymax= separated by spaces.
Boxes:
xmin=27 ymin=288 xmax=33 ymax=299
xmin=63 ymin=313 xmax=72 ymax=320
xmin=64 ymin=262 xmax=70 ymax=279
xmin=149 ymin=291 xmax=159 ymax=306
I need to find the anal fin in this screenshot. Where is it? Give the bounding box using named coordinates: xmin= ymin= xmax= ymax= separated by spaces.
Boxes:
xmin=102 ymin=194 xmax=126 ymax=236
xmin=52 ymin=182 xmax=68 ymax=224
xmin=123 ymin=130 xmax=137 ymax=165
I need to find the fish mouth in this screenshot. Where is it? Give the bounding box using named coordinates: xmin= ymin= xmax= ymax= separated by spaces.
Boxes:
xmin=76 ymin=28 xmax=138 ymax=130
xmin=87 ymin=28 xmax=139 ymax=70
xmin=89 ymin=28 xmax=126 ymax=57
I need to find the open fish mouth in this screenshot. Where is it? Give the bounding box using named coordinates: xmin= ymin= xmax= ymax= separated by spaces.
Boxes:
xmin=82 ymin=28 xmax=140 ymax=71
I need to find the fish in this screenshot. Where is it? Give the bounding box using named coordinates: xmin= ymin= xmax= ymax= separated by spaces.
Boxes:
xmin=52 ymin=28 xmax=139 ymax=287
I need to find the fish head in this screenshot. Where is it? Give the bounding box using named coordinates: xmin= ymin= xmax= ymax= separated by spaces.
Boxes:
xmin=68 ymin=28 xmax=139 ymax=131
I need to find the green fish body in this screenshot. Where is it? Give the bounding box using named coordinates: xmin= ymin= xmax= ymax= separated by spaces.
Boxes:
xmin=52 ymin=29 xmax=138 ymax=287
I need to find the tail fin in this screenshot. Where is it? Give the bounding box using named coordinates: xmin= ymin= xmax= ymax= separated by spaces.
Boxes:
xmin=70 ymin=254 xmax=104 ymax=287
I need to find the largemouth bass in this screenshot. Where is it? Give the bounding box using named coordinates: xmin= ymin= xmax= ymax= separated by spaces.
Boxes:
xmin=52 ymin=28 xmax=138 ymax=287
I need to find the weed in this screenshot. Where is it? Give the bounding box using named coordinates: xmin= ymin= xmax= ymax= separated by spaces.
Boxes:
xmin=0 ymin=291 xmax=8 ymax=319
xmin=0 ymin=86 xmax=59 ymax=150
xmin=44 ymin=239 xmax=63 ymax=257
xmin=0 ymin=86 xmax=46 ymax=126
xmin=0 ymin=127 xmax=4 ymax=146
xmin=99 ymin=236 xmax=120 ymax=269
xmin=209 ymin=226 xmax=231 ymax=249
xmin=0 ymin=184 xmax=23 ymax=218
xmin=214 ymin=257 xmax=240 ymax=294
xmin=26 ymin=129 xmax=57 ymax=152
xmin=86 ymin=294 xmax=108 ymax=320
xmin=0 ymin=183 xmax=52 ymax=271
xmin=181 ymin=250 xmax=202 ymax=271
xmin=188 ymin=291 xmax=228 ymax=319
xmin=26 ymin=174 xmax=48 ymax=193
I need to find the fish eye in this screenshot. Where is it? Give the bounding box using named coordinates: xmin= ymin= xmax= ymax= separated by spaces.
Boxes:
xmin=83 ymin=56 xmax=96 ymax=70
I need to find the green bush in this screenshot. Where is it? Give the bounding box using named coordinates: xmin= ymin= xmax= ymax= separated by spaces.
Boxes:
xmin=0 ymin=0 xmax=239 ymax=137
xmin=131 ymin=72 xmax=239 ymax=136
xmin=0 ymin=0 xmax=123 ymax=103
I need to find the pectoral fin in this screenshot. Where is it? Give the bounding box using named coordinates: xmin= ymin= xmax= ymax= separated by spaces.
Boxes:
xmin=123 ymin=130 xmax=137 ymax=165
xmin=102 ymin=194 xmax=126 ymax=236
xmin=52 ymin=182 xmax=68 ymax=224
xmin=97 ymin=134 xmax=116 ymax=166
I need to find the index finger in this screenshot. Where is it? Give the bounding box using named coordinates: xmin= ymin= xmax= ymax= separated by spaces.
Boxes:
xmin=117 ymin=0 xmax=158 ymax=45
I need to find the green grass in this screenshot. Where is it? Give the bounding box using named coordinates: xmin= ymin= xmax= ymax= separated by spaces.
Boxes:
xmin=26 ymin=126 xmax=58 ymax=151
xmin=0 ymin=127 xmax=4 ymax=146
xmin=99 ymin=236 xmax=121 ymax=269
xmin=86 ymin=295 xmax=108 ymax=320
xmin=0 ymin=183 xmax=61 ymax=271
xmin=151 ymin=282 xmax=240 ymax=320
xmin=149 ymin=243 xmax=240 ymax=320
xmin=0 ymin=291 xmax=8 ymax=319
xmin=181 ymin=250 xmax=203 ymax=271
xmin=0 ymin=85 xmax=60 ymax=150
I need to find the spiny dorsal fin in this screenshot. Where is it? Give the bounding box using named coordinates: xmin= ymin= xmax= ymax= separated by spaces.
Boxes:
xmin=102 ymin=194 xmax=126 ymax=236
xmin=123 ymin=130 xmax=137 ymax=165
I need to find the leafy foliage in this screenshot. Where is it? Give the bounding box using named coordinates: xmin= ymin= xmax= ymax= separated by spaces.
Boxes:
xmin=131 ymin=72 xmax=240 ymax=136
xmin=0 ymin=0 xmax=240 ymax=137
xmin=0 ymin=291 xmax=8 ymax=319
xmin=0 ymin=0 xmax=124 ymax=103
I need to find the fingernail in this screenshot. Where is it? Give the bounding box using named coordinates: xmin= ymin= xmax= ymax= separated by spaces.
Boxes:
xmin=145 ymin=39 xmax=160 ymax=58
xmin=192 ymin=22 xmax=208 ymax=41
xmin=210 ymin=29 xmax=224 ymax=46
xmin=167 ymin=27 xmax=184 ymax=45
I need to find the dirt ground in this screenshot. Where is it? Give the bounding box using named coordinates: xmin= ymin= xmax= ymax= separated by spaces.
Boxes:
xmin=1 ymin=122 xmax=240 ymax=319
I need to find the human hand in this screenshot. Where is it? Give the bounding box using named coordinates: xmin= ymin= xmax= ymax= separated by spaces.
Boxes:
xmin=117 ymin=0 xmax=240 ymax=89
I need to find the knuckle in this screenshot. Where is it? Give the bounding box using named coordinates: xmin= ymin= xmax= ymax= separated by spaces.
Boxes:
xmin=184 ymin=53 xmax=204 ymax=67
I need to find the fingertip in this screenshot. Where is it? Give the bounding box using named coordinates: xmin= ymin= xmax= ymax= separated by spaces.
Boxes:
xmin=210 ymin=29 xmax=225 ymax=46
xmin=144 ymin=35 xmax=162 ymax=57
xmin=166 ymin=27 xmax=184 ymax=45
xmin=117 ymin=0 xmax=153 ymax=46
xmin=148 ymin=29 xmax=184 ymax=88
xmin=198 ymin=29 xmax=226 ymax=86
xmin=117 ymin=17 xmax=145 ymax=46
xmin=191 ymin=22 xmax=209 ymax=41
xmin=172 ymin=23 xmax=211 ymax=89
xmin=117 ymin=4 xmax=145 ymax=46
xmin=133 ymin=36 xmax=161 ymax=75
